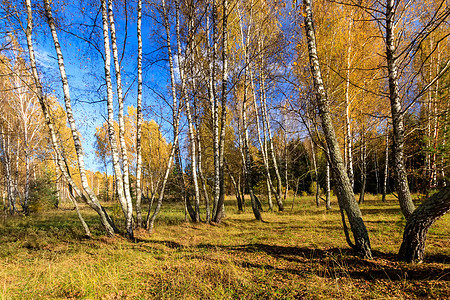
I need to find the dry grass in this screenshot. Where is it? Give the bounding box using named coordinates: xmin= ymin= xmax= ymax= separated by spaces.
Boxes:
xmin=0 ymin=194 xmax=448 ymax=299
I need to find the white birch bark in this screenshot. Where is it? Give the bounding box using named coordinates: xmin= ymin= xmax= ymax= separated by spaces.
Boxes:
xmin=28 ymin=0 xmax=115 ymax=235
xmin=258 ymin=40 xmax=284 ymax=211
xmin=211 ymin=0 xmax=221 ymax=220
xmin=382 ymin=127 xmax=389 ymax=202
xmin=344 ymin=10 xmax=355 ymax=190
xmin=174 ymin=0 xmax=200 ymax=222
xmin=106 ymin=0 xmax=134 ymax=235
xmin=250 ymin=68 xmax=273 ymax=211
xmin=385 ymin=0 xmax=415 ymax=218
xmin=214 ymin=0 xmax=229 ymax=223
xmin=135 ymin=0 xmax=143 ymax=227
xmin=303 ymin=0 xmax=371 ymax=258
xmin=100 ymin=0 xmax=133 ymax=237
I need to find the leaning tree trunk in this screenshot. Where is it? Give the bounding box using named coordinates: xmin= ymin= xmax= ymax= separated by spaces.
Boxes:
xmin=398 ymin=186 xmax=450 ymax=263
xmin=303 ymin=0 xmax=372 ymax=258
xmin=385 ymin=0 xmax=415 ymax=218
xmin=40 ymin=0 xmax=116 ymax=235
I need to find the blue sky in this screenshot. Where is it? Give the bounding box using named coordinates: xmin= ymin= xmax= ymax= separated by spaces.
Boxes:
xmin=28 ymin=0 xmax=174 ymax=172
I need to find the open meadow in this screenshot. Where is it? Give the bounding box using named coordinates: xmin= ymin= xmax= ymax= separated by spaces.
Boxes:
xmin=0 ymin=195 xmax=449 ymax=299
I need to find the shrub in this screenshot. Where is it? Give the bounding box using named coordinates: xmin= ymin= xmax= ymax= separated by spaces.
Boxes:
xmin=29 ymin=174 xmax=58 ymax=213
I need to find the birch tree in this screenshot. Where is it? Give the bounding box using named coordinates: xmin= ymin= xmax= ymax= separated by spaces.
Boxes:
xmin=25 ymin=0 xmax=116 ymax=236
xmin=302 ymin=0 xmax=372 ymax=258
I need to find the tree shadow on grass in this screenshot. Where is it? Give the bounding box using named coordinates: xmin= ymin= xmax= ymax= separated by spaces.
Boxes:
xmin=195 ymin=243 xmax=450 ymax=281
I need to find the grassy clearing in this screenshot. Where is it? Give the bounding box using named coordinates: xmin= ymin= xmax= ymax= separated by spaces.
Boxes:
xmin=0 ymin=195 xmax=448 ymax=299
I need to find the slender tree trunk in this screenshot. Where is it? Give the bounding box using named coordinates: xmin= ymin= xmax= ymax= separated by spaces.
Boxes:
xmin=291 ymin=177 xmax=300 ymax=211
xmin=0 ymin=127 xmax=17 ymax=214
xmin=175 ymin=0 xmax=200 ymax=222
xmin=40 ymin=0 xmax=115 ymax=236
xmin=429 ymin=47 xmax=441 ymax=189
xmin=310 ymin=138 xmax=320 ymax=207
xmin=374 ymin=148 xmax=380 ymax=195
xmin=204 ymin=11 xmax=214 ymax=223
xmin=385 ymin=0 xmax=415 ymax=218
xmin=303 ymin=0 xmax=371 ymax=258
xmin=237 ymin=0 xmax=261 ymax=220
xmin=259 ymin=45 xmax=284 ymax=211
xmin=382 ymin=128 xmax=389 ymax=202
xmin=147 ymin=138 xmax=178 ymax=233
xmin=214 ymin=0 xmax=229 ymax=223
xmin=359 ymin=136 xmax=366 ymax=204
xmin=250 ymin=70 xmax=274 ymax=211
xmin=197 ymin=121 xmax=210 ymax=221
xmin=284 ymin=125 xmax=289 ymax=203
xmin=107 ymin=0 xmax=134 ymax=238
xmin=160 ymin=0 xmax=191 ymax=223
xmin=99 ymin=0 xmax=133 ymax=237
xmin=226 ymin=163 xmax=243 ymax=211
xmin=398 ymin=186 xmax=450 ymax=262
xmin=242 ymin=98 xmax=262 ymax=221
xmin=135 ymin=0 xmax=143 ymax=227
xmin=210 ymin=0 xmax=221 ymax=221
xmin=344 ymin=10 xmax=354 ymax=190
xmin=326 ymin=155 xmax=331 ymax=210
xmin=242 ymin=60 xmax=262 ymax=220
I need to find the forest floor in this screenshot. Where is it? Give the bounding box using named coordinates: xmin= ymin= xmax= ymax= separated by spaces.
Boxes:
xmin=0 ymin=194 xmax=449 ymax=299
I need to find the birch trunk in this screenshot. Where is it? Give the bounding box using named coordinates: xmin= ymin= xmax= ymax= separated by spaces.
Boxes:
xmin=303 ymin=0 xmax=371 ymax=258
xmin=204 ymin=11 xmax=214 ymax=222
xmin=225 ymin=162 xmax=243 ymax=211
xmin=99 ymin=0 xmax=134 ymax=236
xmin=385 ymin=0 xmax=415 ymax=218
xmin=41 ymin=0 xmax=116 ymax=235
xmin=310 ymin=138 xmax=320 ymax=207
xmin=175 ymin=0 xmax=200 ymax=222
xmin=107 ymin=0 xmax=134 ymax=237
xmin=344 ymin=10 xmax=354 ymax=190
xmin=359 ymin=135 xmax=366 ymax=204
xmin=242 ymin=53 xmax=262 ymax=220
xmin=147 ymin=138 xmax=178 ymax=232
xmin=135 ymin=0 xmax=143 ymax=227
xmin=213 ymin=0 xmax=229 ymax=223
xmin=13 ymin=138 xmax=20 ymax=209
xmin=382 ymin=128 xmax=389 ymax=202
xmin=210 ymin=0 xmax=221 ymax=221
xmin=325 ymin=156 xmax=331 ymax=210
xmin=374 ymin=148 xmax=380 ymax=195
xmin=259 ymin=42 xmax=284 ymax=211
xmin=250 ymin=69 xmax=274 ymax=211
xmin=0 ymin=127 xmax=17 ymax=214
xmin=196 ymin=118 xmax=210 ymax=221
xmin=160 ymin=0 xmax=190 ymax=222
xmin=242 ymin=93 xmax=262 ymax=221
xmin=398 ymin=186 xmax=450 ymax=262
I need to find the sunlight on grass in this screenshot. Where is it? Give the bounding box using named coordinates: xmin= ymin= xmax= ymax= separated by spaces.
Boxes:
xmin=0 ymin=194 xmax=448 ymax=299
